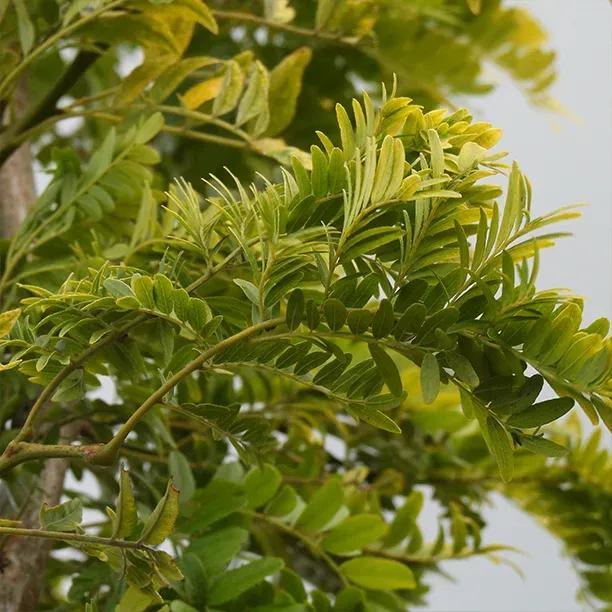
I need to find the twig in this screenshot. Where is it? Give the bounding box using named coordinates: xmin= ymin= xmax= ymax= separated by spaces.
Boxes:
xmin=93 ymin=317 xmax=284 ymax=464
xmin=212 ymin=9 xmax=358 ymax=47
xmin=0 ymin=525 xmax=151 ymax=551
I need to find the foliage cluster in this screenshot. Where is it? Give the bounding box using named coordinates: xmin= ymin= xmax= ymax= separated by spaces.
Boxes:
xmin=0 ymin=1 xmax=610 ymax=611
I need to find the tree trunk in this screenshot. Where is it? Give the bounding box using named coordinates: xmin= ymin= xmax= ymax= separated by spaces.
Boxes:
xmin=0 ymin=82 xmax=34 ymax=239
xmin=0 ymin=81 xmax=72 ymax=612
xmin=0 ymin=456 xmax=72 ymax=611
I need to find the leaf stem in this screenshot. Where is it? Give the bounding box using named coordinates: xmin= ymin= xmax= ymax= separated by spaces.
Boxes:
xmin=0 ymin=525 xmax=151 ymax=551
xmin=92 ymin=317 xmax=284 ymax=464
xmin=212 ymin=10 xmax=358 ymax=47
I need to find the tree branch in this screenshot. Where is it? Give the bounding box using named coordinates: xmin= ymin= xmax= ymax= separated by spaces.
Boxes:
xmin=93 ymin=317 xmax=285 ymax=464
xmin=212 ymin=9 xmax=359 ymax=47
xmin=0 ymin=49 xmax=104 ymax=167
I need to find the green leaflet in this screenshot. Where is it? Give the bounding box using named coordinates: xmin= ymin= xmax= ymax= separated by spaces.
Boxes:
xmin=103 ymin=278 xmax=133 ymax=298
xmin=311 ymin=145 xmax=329 ymax=196
xmin=266 ymin=485 xmax=299 ymax=517
xmin=372 ymin=299 xmax=394 ymax=339
xmin=371 ymin=135 xmax=405 ymax=203
xmin=497 ymin=162 xmax=524 ymax=248
xmin=40 ymin=499 xmax=82 ymax=532
xmin=347 ymin=308 xmax=374 ymax=335
xmin=341 ymin=226 xmax=403 ymax=261
xmin=153 ymin=274 xmax=175 ymax=315
xmin=0 ymin=308 xmax=20 ymax=338
xmin=286 ymin=288 xmax=305 ymax=330
xmin=245 ymin=463 xmax=282 ymax=509
xmin=208 ymin=557 xmax=284 ymax=605
xmin=507 ymin=397 xmax=575 ymax=428
xmin=385 ymin=491 xmax=424 ymax=547
xmin=175 ymin=0 xmax=218 ymax=33
xmin=182 ymin=479 xmax=246 ymax=531
xmin=134 ymin=112 xmax=165 ymax=145
xmin=486 ymin=415 xmax=514 ymax=482
xmin=340 ymin=557 xmax=416 ymax=590
xmin=139 ymin=481 xmax=180 ymax=545
xmin=236 ymin=61 xmax=269 ymax=127
xmin=395 ymin=303 xmax=427 ymax=338
xmin=234 ymin=278 xmax=260 ymax=305
xmin=428 ymin=129 xmax=445 ymax=178
xmin=151 ymin=56 xmax=219 ymax=103
xmin=444 ymin=352 xmax=479 ymax=388
xmin=466 ymin=0 xmax=482 ymax=14
xmin=177 ymin=554 xmax=208 ymax=608
xmin=296 ymin=478 xmax=344 ymax=530
xmin=593 ymin=396 xmax=612 ymax=433
xmin=450 ymin=502 xmax=468 ymax=552
xmin=169 ymin=450 xmax=196 ymax=503
xmin=212 ymin=60 xmax=245 ymax=116
xmin=13 ymin=0 xmax=34 ymax=54
xmin=347 ymin=402 xmax=402 ymax=434
xmin=266 ymin=47 xmax=312 ymax=136
xmin=169 ymin=600 xmax=198 ymax=612
xmin=116 ymin=586 xmax=160 ymax=612
xmin=132 ymin=275 xmax=156 ymax=309
xmin=336 ymin=102 xmax=355 ymax=160
xmin=323 ymin=298 xmax=347 ymax=331
xmin=264 ymin=0 xmax=296 ymax=24
xmin=519 ymin=434 xmax=568 ymax=457
xmin=420 ymin=353 xmax=440 ymax=404
xmin=322 ymin=514 xmax=388 ymax=554
xmin=369 ymin=344 xmax=402 ymax=397
xmin=187 ymin=527 xmax=249 ymax=575
xmin=51 ymin=370 xmax=84 ymax=402
xmin=113 ymin=468 xmax=137 ymax=539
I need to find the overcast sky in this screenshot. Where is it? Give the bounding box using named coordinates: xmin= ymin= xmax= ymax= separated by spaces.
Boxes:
xmin=421 ymin=2 xmax=611 ymax=610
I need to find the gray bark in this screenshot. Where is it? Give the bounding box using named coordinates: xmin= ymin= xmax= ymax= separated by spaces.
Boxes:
xmin=0 ymin=82 xmax=35 ymax=239
xmin=0 ymin=454 xmax=72 ymax=611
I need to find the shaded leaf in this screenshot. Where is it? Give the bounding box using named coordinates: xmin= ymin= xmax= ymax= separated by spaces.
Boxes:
xmin=420 ymin=353 xmax=440 ymax=404
xmin=507 ymin=397 xmax=575 ymax=428
xmin=139 ymin=481 xmax=179 ymax=545
xmin=208 ymin=557 xmax=284 ymax=605
xmin=169 ymin=450 xmax=196 ymax=503
xmin=40 ymin=499 xmax=82 ymax=532
xmin=369 ymin=344 xmax=402 ymax=396
xmin=113 ymin=468 xmax=137 ymax=539
xmin=245 ymin=463 xmax=282 ymax=509
xmin=487 ymin=415 xmax=514 ymax=482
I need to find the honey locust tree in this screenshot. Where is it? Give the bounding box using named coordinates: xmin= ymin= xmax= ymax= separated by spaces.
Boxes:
xmin=0 ymin=1 xmax=610 ymax=611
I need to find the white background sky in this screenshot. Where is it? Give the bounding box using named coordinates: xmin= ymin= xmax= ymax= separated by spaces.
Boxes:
xmin=421 ymin=1 xmax=611 ymax=610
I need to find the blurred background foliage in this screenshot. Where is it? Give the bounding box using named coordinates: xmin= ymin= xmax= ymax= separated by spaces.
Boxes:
xmin=1 ymin=0 xmax=557 ymax=184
